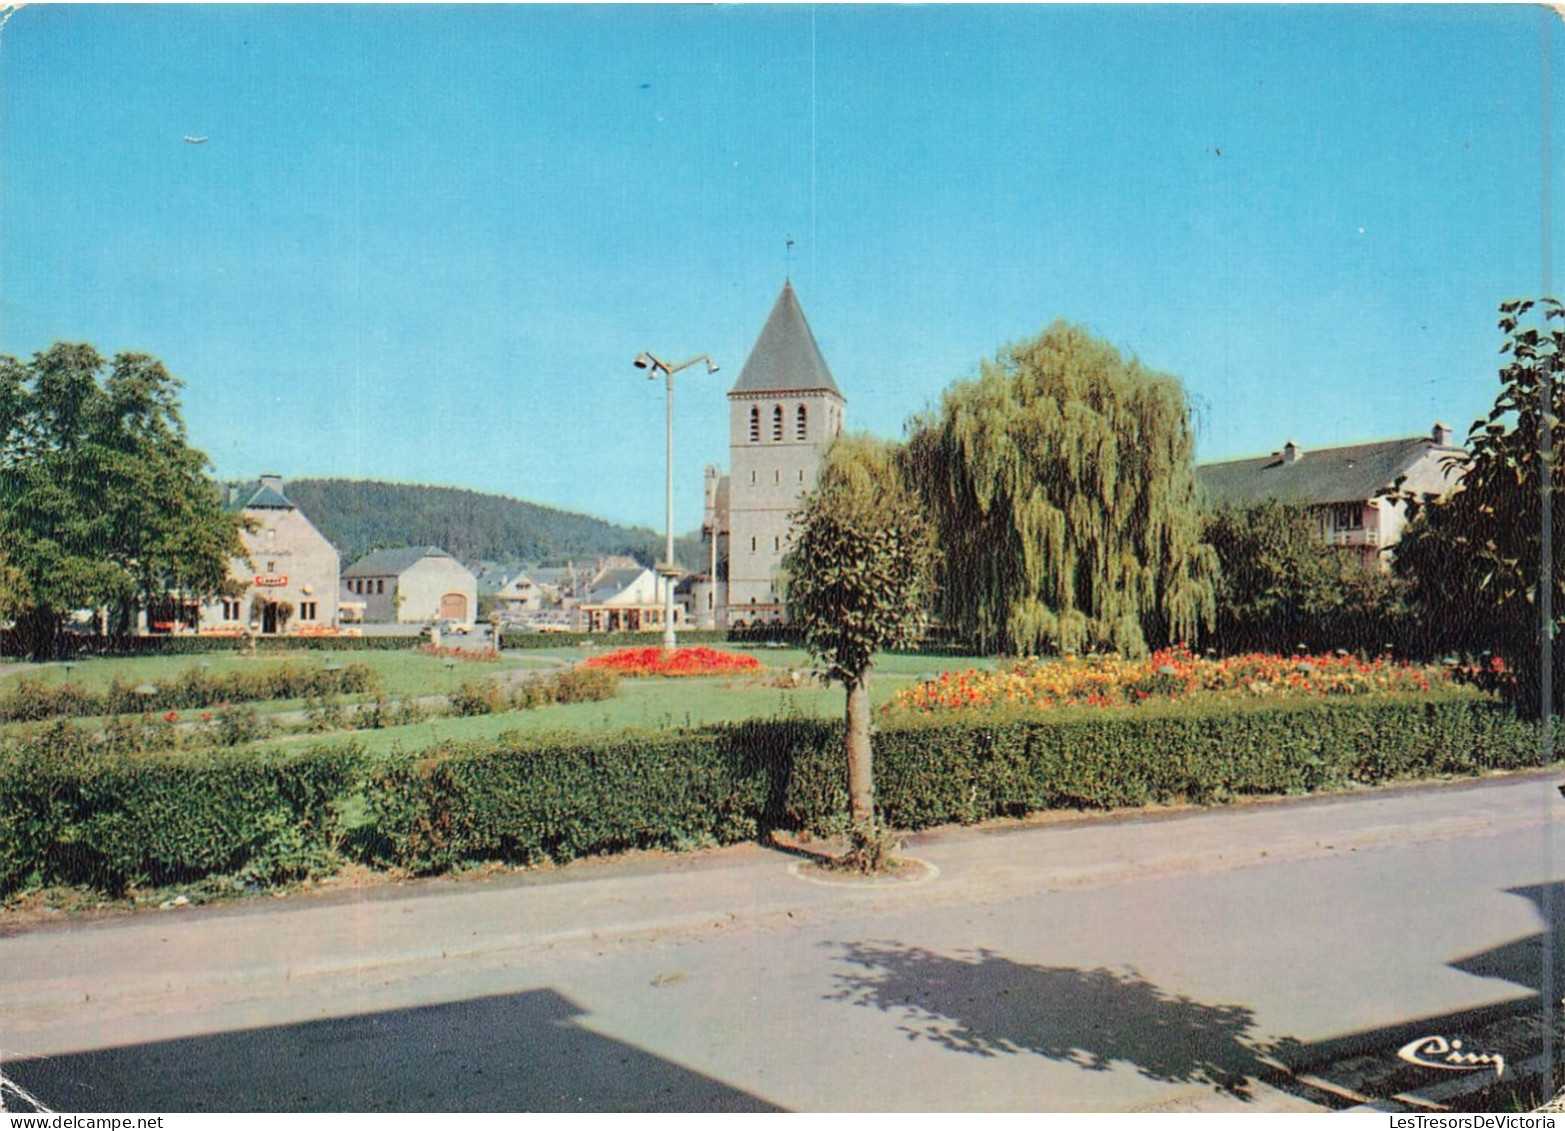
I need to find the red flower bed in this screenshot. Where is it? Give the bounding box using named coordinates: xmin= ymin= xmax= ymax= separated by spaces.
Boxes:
xmin=584 ymin=646 xmax=763 ymax=677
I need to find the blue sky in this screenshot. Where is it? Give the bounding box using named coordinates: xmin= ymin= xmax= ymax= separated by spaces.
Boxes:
xmin=1 ymin=4 xmax=1559 ymax=532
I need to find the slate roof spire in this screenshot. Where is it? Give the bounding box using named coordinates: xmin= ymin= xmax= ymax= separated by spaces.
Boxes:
xmin=729 ymin=282 xmax=843 ymax=399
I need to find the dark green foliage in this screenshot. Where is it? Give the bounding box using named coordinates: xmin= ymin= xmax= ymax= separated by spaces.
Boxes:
xmin=364 ymin=728 xmax=771 ymax=873
xmin=1205 ymin=501 xmax=1408 ymax=655
xmin=0 ymin=726 xmax=359 ymax=894
xmin=0 ymin=345 xmax=245 ymax=658
xmin=857 ymin=696 xmax=1539 ymax=828
xmin=364 ymin=694 xmax=1542 ymax=873
xmin=2 ymin=691 xmax=1546 ymax=897
xmin=1393 ymin=299 xmax=1565 ymax=715
xmin=275 ymin=478 xmax=704 ymax=571
xmin=0 ymin=661 xmax=380 ymax=723
xmin=785 ymin=435 xmax=935 ymax=685
xmin=784 ymin=434 xmax=936 ymax=831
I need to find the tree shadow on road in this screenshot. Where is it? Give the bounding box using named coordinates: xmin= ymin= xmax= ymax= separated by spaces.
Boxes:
xmin=824 ymin=940 xmax=1261 ymax=1098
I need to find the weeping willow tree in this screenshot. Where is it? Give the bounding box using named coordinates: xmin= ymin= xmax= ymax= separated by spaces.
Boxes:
xmin=905 ymin=321 xmax=1217 ymax=657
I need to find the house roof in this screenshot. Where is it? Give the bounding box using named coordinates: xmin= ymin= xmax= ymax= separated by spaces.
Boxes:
xmin=729 ymin=282 xmax=843 ymax=399
xmin=245 ymin=483 xmax=293 ymax=509
xmin=343 ymin=545 xmax=458 ymax=578
xmin=1196 ymin=434 xmax=1463 ymax=508
xmin=584 ymin=567 xmax=649 ymax=603
xmin=526 ymin=567 xmax=575 ymax=587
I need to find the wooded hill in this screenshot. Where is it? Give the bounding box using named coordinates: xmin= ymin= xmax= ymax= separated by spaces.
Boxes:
xmin=252 ymin=479 xmax=703 ymax=571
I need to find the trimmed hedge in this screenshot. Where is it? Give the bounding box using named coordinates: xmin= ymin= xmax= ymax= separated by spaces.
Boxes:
xmin=0 ymin=661 xmax=380 ymax=723
xmin=863 ymin=696 xmax=1543 ymax=829
xmin=1 ymin=693 xmax=1553 ymax=894
xmin=0 ymin=724 xmax=358 ymax=894
xmin=497 ymin=629 xmax=734 ymax=651
xmin=364 ymin=695 xmax=1550 ymax=874
xmin=364 ymin=729 xmax=757 ymax=871
xmin=2 ymin=633 xmax=425 ymax=658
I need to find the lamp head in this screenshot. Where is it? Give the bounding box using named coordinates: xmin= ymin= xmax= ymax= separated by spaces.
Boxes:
xmin=633 ymin=351 xmax=656 ymax=371
xmin=705 ymin=358 xmax=720 ymax=375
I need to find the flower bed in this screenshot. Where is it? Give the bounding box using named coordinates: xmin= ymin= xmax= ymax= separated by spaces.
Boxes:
xmin=418 ymin=643 xmax=498 ymax=662
xmin=889 ymin=646 xmax=1445 ymax=714
xmin=584 ymin=646 xmax=762 ymax=677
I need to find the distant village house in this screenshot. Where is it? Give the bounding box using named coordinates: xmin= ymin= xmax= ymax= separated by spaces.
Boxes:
xmin=342 ymin=546 xmax=479 ymax=624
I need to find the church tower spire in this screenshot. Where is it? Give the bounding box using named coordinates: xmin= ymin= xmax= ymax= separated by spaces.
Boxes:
xmin=715 ymin=282 xmax=846 ymax=628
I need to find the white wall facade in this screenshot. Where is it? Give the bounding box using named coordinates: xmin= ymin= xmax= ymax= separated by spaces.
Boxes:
xmin=199 ymin=497 xmax=340 ymax=633
xmin=397 ymin=557 xmax=480 ymax=624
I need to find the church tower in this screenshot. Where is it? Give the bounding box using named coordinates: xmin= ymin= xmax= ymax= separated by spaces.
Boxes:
xmin=719 ymin=281 xmax=845 ymax=626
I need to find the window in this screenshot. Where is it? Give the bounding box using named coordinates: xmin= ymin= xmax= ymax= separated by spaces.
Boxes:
xmin=376 ymin=579 xmax=385 ymax=595
xmin=774 ymin=469 xmax=780 ymax=484
xmin=798 ymin=469 xmax=805 ymax=483
xmin=796 ymin=405 xmax=807 ymax=440
xmin=772 ymin=405 xmax=784 ymax=441
xmin=773 ymin=536 xmax=780 ymax=552
xmin=222 ymin=599 xmax=243 ymax=621
xmin=750 ymin=470 xmax=757 ymax=484
xmin=750 ymin=537 xmax=757 ymax=552
xmin=300 ymin=601 xmax=318 ymax=621
xmin=1331 ymin=503 xmax=1363 ymax=531
xmin=749 ymin=406 xmax=760 ymax=442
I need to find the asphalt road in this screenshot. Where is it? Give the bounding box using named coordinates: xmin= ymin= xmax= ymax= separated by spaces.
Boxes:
xmin=4 ymin=770 xmax=1564 ymax=1112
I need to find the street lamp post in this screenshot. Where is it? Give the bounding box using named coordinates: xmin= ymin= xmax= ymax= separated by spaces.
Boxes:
xmin=633 ymin=350 xmax=719 ymax=653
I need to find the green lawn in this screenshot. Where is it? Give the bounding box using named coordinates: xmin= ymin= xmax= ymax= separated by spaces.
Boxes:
xmin=0 ymin=644 xmax=997 ymax=752
xmin=240 ymin=654 xmax=999 ymax=757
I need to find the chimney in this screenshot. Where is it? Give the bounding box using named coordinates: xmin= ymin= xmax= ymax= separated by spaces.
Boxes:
xmin=1283 ymin=441 xmax=1301 ymax=464
xmin=1432 ymin=421 xmax=1452 ymax=446
xmin=260 ymin=473 xmax=284 ymax=493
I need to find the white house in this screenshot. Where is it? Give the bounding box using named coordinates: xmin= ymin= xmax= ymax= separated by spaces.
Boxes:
xmin=342 ymin=546 xmax=479 ymax=624
xmin=197 ymin=475 xmax=340 ymax=634
xmin=576 ymin=565 xmax=678 ymax=633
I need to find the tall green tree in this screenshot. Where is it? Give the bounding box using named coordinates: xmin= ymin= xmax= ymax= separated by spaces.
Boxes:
xmin=0 ymin=344 xmax=244 ymax=657
xmin=1394 ymin=298 xmax=1564 ymax=716
xmin=1204 ymin=501 xmax=1343 ymax=653
xmin=905 ymin=321 xmax=1217 ymax=657
xmin=1203 ymin=501 xmax=1405 ymax=655
xmin=784 ymin=434 xmax=934 ymax=852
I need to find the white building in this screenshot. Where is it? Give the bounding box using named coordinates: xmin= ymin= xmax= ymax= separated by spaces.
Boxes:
xmin=576 ymin=565 xmax=679 ymax=633
xmin=342 ymin=546 xmax=479 ymax=624
xmin=197 ymin=475 xmax=340 ymax=634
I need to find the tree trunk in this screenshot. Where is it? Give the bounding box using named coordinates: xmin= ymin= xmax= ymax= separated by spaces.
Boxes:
xmin=17 ymin=605 xmax=61 ymax=661
xmin=845 ymin=672 xmax=874 ymax=827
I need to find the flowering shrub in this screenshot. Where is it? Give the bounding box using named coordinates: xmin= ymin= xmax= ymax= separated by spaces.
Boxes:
xmin=584 ymin=646 xmax=762 ymax=678
xmin=1449 ymin=654 xmax=1512 ymax=697
xmin=418 ymin=643 xmax=498 ymax=662
xmin=890 ymin=646 xmax=1446 ymax=714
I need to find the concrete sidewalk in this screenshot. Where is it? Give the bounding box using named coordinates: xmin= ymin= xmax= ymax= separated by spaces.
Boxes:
xmin=3 ymin=770 xmax=1561 ymax=1111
